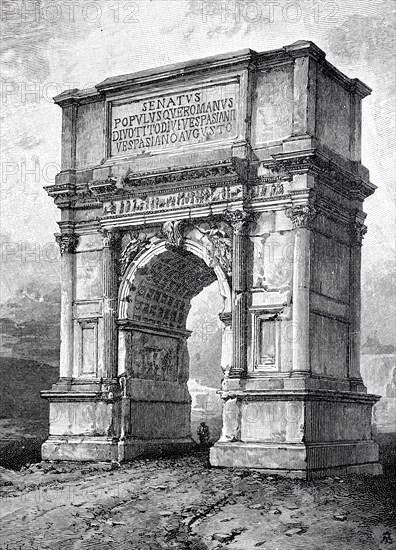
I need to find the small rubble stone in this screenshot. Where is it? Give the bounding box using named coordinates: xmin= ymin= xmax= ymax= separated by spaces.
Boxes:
xmin=285 ymin=527 xmax=304 ymax=536
xmin=212 ymin=533 xmax=233 ymax=543
xmin=284 ymin=502 xmax=300 ymax=510
xmin=182 ymin=517 xmax=195 ymax=527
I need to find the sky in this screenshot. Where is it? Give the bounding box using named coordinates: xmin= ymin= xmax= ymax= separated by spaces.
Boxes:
xmin=0 ymin=0 xmax=395 ymax=264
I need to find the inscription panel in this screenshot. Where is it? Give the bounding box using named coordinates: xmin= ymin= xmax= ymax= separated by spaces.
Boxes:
xmin=110 ymin=81 xmax=239 ymax=156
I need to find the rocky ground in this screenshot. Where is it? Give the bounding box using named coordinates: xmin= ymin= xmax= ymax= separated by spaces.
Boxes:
xmin=0 ymin=453 xmax=395 ymax=550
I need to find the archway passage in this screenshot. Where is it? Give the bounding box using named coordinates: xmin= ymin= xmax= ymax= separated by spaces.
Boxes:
xmin=187 ymin=281 xmax=224 ymax=445
xmin=117 ymin=247 xmax=225 ymax=460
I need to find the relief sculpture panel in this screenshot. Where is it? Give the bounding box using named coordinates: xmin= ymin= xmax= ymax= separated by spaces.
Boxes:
xmin=128 ymin=331 xmax=185 ymax=383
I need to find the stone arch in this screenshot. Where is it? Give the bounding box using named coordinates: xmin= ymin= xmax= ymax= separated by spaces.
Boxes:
xmin=118 ymin=237 xmax=232 ymax=320
xmin=116 ymin=236 xmax=231 ymax=460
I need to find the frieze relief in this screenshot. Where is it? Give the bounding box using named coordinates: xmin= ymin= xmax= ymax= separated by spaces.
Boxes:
xmin=102 ymin=184 xmax=243 ymax=217
xmin=249 ymin=181 xmax=286 ymax=200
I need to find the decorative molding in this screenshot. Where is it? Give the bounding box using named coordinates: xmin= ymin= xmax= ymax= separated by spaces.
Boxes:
xmin=89 ymin=178 xmax=117 ymax=195
xmin=269 ymin=151 xmax=376 ymax=201
xmin=122 ymin=158 xmax=239 ymax=189
xmin=45 ymin=153 xmax=375 ymax=215
xmin=286 ymin=204 xmax=318 ymax=229
xmin=55 ymin=232 xmax=79 ymax=254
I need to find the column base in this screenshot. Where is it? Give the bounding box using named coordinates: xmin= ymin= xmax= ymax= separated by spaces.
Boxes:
xmin=212 ymin=384 xmax=382 ymax=478
xmin=41 ymin=436 xmax=196 ymax=462
xmin=210 ymin=441 xmax=382 ymax=479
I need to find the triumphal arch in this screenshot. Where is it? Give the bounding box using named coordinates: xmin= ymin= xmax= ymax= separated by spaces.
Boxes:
xmin=42 ymin=41 xmax=381 ymax=477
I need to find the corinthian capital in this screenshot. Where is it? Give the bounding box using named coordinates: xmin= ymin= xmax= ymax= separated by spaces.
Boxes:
xmin=224 ymin=208 xmax=252 ymax=234
xmin=351 ymin=221 xmax=367 ymax=245
xmin=286 ymin=204 xmax=317 ymax=229
xmin=55 ymin=232 xmax=79 ymax=255
xmin=100 ymin=228 xmax=121 ymax=249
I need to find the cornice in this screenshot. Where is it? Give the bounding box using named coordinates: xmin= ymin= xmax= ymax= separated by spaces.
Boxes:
xmin=121 ymin=157 xmax=241 ymax=189
xmin=268 ymin=150 xmax=376 ymax=200
xmin=218 ymin=389 xmax=380 ymax=404
xmin=283 ymin=40 xmax=326 ymax=62
xmin=321 ymin=61 xmax=372 ymax=98
xmin=96 ymin=49 xmax=256 ymax=94
xmin=86 ymin=158 xmax=244 ymax=203
xmin=55 ymin=41 xmax=369 ymax=105
xmin=53 ymin=87 xmax=102 ymax=107
xmin=45 ymin=150 xmax=375 ymax=215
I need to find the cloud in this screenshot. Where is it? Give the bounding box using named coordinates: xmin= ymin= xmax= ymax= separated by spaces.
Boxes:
xmin=15 ymin=134 xmax=43 ymax=150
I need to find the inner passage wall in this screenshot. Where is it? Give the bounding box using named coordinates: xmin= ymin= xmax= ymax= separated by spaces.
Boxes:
xmin=187 ymin=282 xmax=224 ymax=443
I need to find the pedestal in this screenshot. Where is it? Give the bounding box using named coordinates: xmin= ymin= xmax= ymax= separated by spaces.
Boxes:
xmin=210 ymin=378 xmax=382 ymax=478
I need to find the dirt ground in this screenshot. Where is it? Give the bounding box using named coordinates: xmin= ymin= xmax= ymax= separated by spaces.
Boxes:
xmin=0 ymin=453 xmax=395 ymax=550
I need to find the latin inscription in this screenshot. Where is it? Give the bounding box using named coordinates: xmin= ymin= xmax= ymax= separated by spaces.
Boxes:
xmin=110 ymin=82 xmax=239 ymax=155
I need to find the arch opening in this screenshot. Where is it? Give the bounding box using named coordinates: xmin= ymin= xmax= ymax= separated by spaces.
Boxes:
xmin=117 ymin=245 xmax=228 ymax=459
xmin=187 ymin=281 xmax=224 ymax=445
